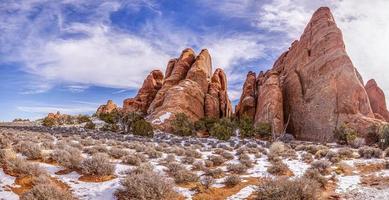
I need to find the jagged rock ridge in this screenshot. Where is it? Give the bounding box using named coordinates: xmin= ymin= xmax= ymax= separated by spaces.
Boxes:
xmin=122 ymin=48 xmax=233 ymax=131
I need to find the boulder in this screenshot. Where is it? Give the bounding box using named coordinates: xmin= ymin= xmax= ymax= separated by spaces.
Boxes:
xmin=123 ymin=70 xmax=164 ymax=115
xmin=96 ymin=100 xmax=118 ymax=116
xmin=365 ymin=79 xmax=389 ymax=122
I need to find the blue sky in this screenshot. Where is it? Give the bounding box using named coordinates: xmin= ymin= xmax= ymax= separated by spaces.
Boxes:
xmin=1 ymin=0 xmax=389 ymax=121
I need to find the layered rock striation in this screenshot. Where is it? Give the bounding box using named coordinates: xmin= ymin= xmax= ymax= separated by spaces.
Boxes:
xmin=236 ymin=7 xmax=387 ymax=141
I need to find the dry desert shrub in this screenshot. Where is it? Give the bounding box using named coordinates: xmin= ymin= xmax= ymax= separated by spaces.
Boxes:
xmin=350 ymin=137 xmax=366 ymax=148
xmin=108 ymin=147 xmax=128 ymax=159
xmin=185 ymin=148 xmax=202 ymax=158
xmin=301 ymin=153 xmax=314 ymax=163
xmin=122 ymin=154 xmax=143 ymax=166
xmin=51 ymin=147 xmax=83 ymax=170
xmin=192 ymin=160 xmax=205 ymax=171
xmin=5 ymin=157 xmax=46 ymax=177
xmin=203 ymin=168 xmax=224 ymax=178
xmin=145 ymin=147 xmax=162 ymax=159
xmin=165 ymin=162 xmax=185 ymax=173
xmin=15 ymin=141 xmax=42 ymax=160
xmin=269 ymin=142 xmax=286 ymax=156
xmin=385 ymin=147 xmax=389 ymax=157
xmin=208 ymin=155 xmax=226 ymax=166
xmin=201 ymin=176 xmax=215 ymax=189
xmin=221 ymin=151 xmax=234 ymax=160
xmin=21 ymin=184 xmax=74 ymax=200
xmin=81 ymin=153 xmax=115 ymax=176
xmin=310 ymin=160 xmax=331 ymax=174
xmin=181 ymin=156 xmax=195 ymax=164
xmin=267 ymin=161 xmax=290 ymax=176
xmin=80 ymin=139 xmax=95 ymax=146
xmin=172 ymin=169 xmax=199 ymax=184
xmin=303 ymin=168 xmax=328 ymax=187
xmin=224 ymin=174 xmax=241 ymax=187
xmin=255 ymin=177 xmax=320 ymax=200
xmin=171 ymin=146 xmax=185 ymax=156
xmin=325 ymin=150 xmax=341 ymax=163
xmin=227 ymin=163 xmax=248 ymax=174
xmin=358 ymin=146 xmax=382 ymax=159
xmin=115 ymin=165 xmax=175 ymax=200
xmin=0 ymin=149 xmax=16 ymax=165
xmin=204 ymin=160 xmax=214 ymax=168
xmin=338 ymin=147 xmax=354 ymax=159
xmin=314 ymin=149 xmax=329 ymax=159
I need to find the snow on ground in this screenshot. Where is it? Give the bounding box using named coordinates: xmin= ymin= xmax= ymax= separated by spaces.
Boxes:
xmin=227 ymin=185 xmax=256 ymax=200
xmin=0 ymin=169 xmax=18 ymax=200
xmin=336 ymin=175 xmax=361 ymax=193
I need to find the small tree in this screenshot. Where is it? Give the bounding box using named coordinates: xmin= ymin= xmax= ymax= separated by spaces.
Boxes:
xmin=99 ymin=110 xmax=120 ymax=124
xmin=132 ymin=119 xmax=154 ymax=137
xmin=255 ymin=122 xmax=272 ymax=139
xmin=171 ymin=113 xmax=194 ymax=136
xmin=77 ymin=115 xmax=91 ymax=123
xmin=194 ymin=117 xmax=218 ymax=132
xmin=379 ymin=124 xmax=389 ymax=149
xmin=239 ymin=115 xmax=255 ymax=138
xmin=84 ymin=121 xmax=96 ymax=130
xmin=121 ymin=112 xmax=143 ymax=132
xmin=365 ymin=125 xmax=380 ymax=145
xmin=334 ymin=123 xmax=357 ymax=145
xmin=42 ymin=117 xmax=56 ymax=127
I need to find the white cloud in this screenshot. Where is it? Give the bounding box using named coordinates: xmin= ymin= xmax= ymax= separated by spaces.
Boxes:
xmin=21 ymin=24 xmax=170 ymax=89
xmin=17 ymin=105 xmax=96 ymax=115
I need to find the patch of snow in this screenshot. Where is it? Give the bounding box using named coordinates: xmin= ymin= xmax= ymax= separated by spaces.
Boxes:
xmin=175 ymin=187 xmax=195 ymax=200
xmin=336 ymin=175 xmax=361 ymax=193
xmin=0 ymin=169 xmax=18 ymax=200
xmin=152 ymin=112 xmax=172 ymax=125
xmin=284 ymin=155 xmax=310 ymax=177
xmin=227 ymin=185 xmax=256 ymax=200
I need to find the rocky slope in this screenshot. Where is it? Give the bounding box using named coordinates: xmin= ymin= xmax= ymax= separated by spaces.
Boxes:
xmin=96 ymin=100 xmax=119 ymax=116
xmin=122 ymin=48 xmax=233 ymax=131
xmin=236 ymin=7 xmax=387 ymax=141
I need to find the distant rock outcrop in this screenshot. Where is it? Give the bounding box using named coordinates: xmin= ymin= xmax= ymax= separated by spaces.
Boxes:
xmin=236 ymin=7 xmax=386 ymax=141
xmin=96 ymin=100 xmax=118 ymax=116
xmin=122 ymin=48 xmax=232 ymax=131
xmin=235 ymin=71 xmax=257 ymax=120
xmin=123 ymin=70 xmax=164 ymax=115
xmin=365 ymin=79 xmax=389 ymax=122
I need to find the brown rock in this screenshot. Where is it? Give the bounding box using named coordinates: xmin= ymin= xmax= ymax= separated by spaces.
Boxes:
xmin=96 ymin=100 xmax=118 ymax=116
xmin=205 ymin=68 xmax=233 ymax=118
xmin=123 ymin=70 xmax=164 ymax=115
xmin=269 ymin=7 xmax=381 ymax=141
xmin=147 ymin=48 xmax=196 ymax=114
xmin=186 ymin=49 xmax=212 ymax=93
xmin=365 ymin=79 xmax=389 ymax=122
xmin=235 ymin=71 xmax=257 ymax=120
xmin=254 ymin=71 xmax=284 ymax=135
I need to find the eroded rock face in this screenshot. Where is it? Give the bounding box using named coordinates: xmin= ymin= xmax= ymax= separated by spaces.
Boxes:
xmin=235 ymin=7 xmax=386 ymax=141
xmin=270 ymin=7 xmax=382 ymax=141
xmin=205 ymin=68 xmax=233 ymax=118
xmin=96 ymin=100 xmax=118 ymax=116
xmin=117 ymin=48 xmax=233 ymax=131
xmin=365 ymin=79 xmax=389 ymax=122
xmin=123 ymin=70 xmax=164 ymax=115
xmin=235 ymin=71 xmax=257 ymax=120
xmin=147 ymin=48 xmax=196 ymax=114
xmin=255 ymin=71 xmax=284 ymax=135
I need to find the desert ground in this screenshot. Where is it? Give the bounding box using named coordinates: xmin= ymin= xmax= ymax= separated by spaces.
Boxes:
xmin=1 ymin=122 xmax=389 ymax=200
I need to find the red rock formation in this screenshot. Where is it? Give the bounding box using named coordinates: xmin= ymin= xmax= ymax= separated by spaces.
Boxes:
xmin=270 ymin=7 xmax=382 ymax=141
xmin=205 ymin=68 xmax=233 ymax=118
xmin=141 ymin=49 xmax=232 ymax=131
xmin=235 ymin=71 xmax=257 ymax=120
xmin=255 ymin=71 xmax=284 ymax=135
xmin=147 ymin=49 xmax=196 ymax=114
xmin=235 ymin=7 xmax=385 ymax=141
xmin=96 ymin=100 xmax=118 ymax=116
xmin=365 ymin=79 xmax=389 ymax=122
xmin=122 ymin=70 xmax=164 ymax=115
